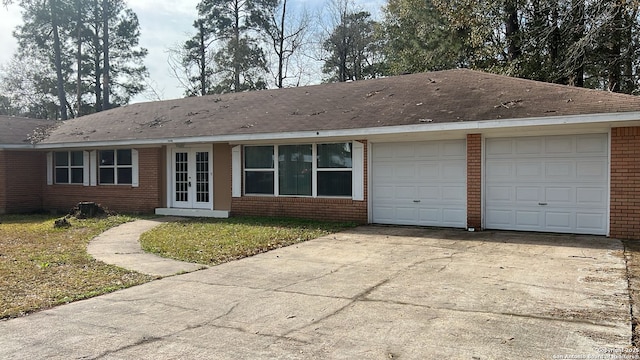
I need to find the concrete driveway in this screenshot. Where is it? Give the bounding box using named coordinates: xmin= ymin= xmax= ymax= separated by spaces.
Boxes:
xmin=0 ymin=226 xmax=631 ymax=359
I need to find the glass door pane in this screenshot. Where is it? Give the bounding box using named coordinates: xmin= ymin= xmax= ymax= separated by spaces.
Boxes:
xmin=175 ymin=152 xmax=189 ymax=203
xmin=195 ymin=152 xmax=210 ymax=204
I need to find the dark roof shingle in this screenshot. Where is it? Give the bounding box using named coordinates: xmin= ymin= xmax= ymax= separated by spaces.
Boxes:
xmin=0 ymin=116 xmax=56 ymax=145
xmin=41 ymin=69 xmax=640 ymax=144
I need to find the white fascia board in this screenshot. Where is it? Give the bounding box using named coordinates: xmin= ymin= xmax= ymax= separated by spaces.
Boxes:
xmin=32 ymin=111 xmax=640 ymax=149
xmin=0 ymin=144 xmax=36 ymax=150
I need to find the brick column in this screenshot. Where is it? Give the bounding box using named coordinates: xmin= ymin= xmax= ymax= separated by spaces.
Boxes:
xmin=610 ymin=127 xmax=640 ymax=240
xmin=467 ymin=134 xmax=482 ymax=230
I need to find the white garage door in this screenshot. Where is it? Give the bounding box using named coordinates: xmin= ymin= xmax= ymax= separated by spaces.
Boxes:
xmin=372 ymin=140 xmax=467 ymax=227
xmin=485 ymin=134 xmax=608 ymax=235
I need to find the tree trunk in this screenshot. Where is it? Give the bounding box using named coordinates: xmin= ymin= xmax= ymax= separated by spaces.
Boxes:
xmin=50 ymin=0 xmax=68 ymax=120
xmin=570 ymin=0 xmax=585 ymax=87
xmin=233 ymin=0 xmax=241 ymax=92
xmin=76 ymin=0 xmax=83 ymax=116
xmin=198 ymin=20 xmax=207 ymax=96
xmin=102 ymin=0 xmax=110 ymax=109
xmin=277 ymin=0 xmax=287 ymax=88
xmin=93 ymin=0 xmax=102 ymax=111
xmin=505 ymin=0 xmax=520 ymax=62
xmin=608 ymin=3 xmax=623 ymax=92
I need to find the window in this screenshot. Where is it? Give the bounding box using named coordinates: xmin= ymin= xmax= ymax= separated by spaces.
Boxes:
xmin=99 ymin=149 xmax=133 ymax=185
xmin=54 ymin=151 xmax=84 ymax=184
xmin=243 ymin=143 xmax=353 ymax=197
xmin=244 ymin=146 xmax=274 ymax=194
xmin=317 ymin=143 xmax=352 ymax=196
xmin=279 ymin=145 xmax=312 ymax=196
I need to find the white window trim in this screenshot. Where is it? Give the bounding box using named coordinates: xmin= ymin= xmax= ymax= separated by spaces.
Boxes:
xmin=242 ymin=142 xmax=363 ymax=199
xmin=46 ymin=152 xmax=53 ymax=186
xmin=97 ymin=149 xmax=135 ymax=186
xmin=51 ymin=150 xmax=87 ymax=186
xmin=232 ymin=145 xmax=242 ymax=197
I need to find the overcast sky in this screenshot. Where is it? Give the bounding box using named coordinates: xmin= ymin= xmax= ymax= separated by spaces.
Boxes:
xmin=0 ymin=0 xmax=384 ymax=103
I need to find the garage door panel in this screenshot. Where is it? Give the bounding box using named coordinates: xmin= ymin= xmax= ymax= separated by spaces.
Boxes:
xmin=487 ymin=186 xmax=513 ymax=202
xmin=516 ymin=138 xmax=543 ymax=154
xmin=546 ymin=137 xmax=573 ymax=154
xmin=516 ymin=211 xmax=542 ymax=227
xmin=418 ymin=186 xmax=439 ymax=200
xmin=516 ymin=187 xmax=542 ymax=202
xmin=442 ymin=209 xmax=466 ymax=225
xmin=486 ymin=162 xmax=513 ymax=178
xmin=516 ymin=162 xmax=543 ymax=177
xmin=396 ymin=207 xmax=418 ymax=222
xmin=545 ymin=212 xmax=572 ymax=229
xmin=443 ymin=162 xmax=466 ymax=178
xmin=545 ymin=187 xmax=572 ymax=203
xmin=486 ymin=210 xmax=512 ymax=227
xmin=485 ymin=134 xmax=608 ymax=235
xmin=418 ymin=208 xmax=439 ymax=223
xmin=415 ymin=143 xmax=439 ymax=157
xmin=486 ymin=139 xmax=513 ymax=156
xmin=577 ymin=134 xmax=608 ymax=153
xmin=545 ymin=162 xmax=574 ymax=178
xmin=417 ymin=163 xmax=440 ymax=178
xmin=373 ymin=164 xmax=394 ymax=179
xmin=374 ymin=186 xmax=394 ymax=199
xmin=576 ymin=213 xmax=607 ymax=231
xmin=442 ymin=142 xmax=466 ymax=157
xmin=372 ymin=140 xmax=466 ymax=227
xmin=576 ymin=188 xmax=606 ymax=205
xmin=576 ymin=161 xmax=607 ymax=179
xmin=396 ymin=186 xmax=417 ymax=199
xmin=443 ymin=186 xmax=466 ymax=201
xmin=372 ymin=207 xmax=394 ymax=222
xmin=395 ymin=164 xmax=415 ymax=178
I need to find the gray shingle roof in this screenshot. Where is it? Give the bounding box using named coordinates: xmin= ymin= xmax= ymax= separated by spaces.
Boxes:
xmin=0 ymin=116 xmax=56 ymax=145
xmin=40 ymin=69 xmax=640 ymax=145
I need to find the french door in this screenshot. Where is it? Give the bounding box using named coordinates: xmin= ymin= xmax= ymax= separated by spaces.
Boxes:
xmin=171 ymin=148 xmax=213 ymax=209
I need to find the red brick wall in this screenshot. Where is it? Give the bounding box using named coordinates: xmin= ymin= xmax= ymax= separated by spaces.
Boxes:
xmin=231 ymin=140 xmax=368 ymax=223
xmin=467 ymin=134 xmax=482 ymax=230
xmin=610 ymin=127 xmax=640 ymax=240
xmin=43 ymin=148 xmax=163 ymax=214
xmin=0 ymin=151 xmax=46 ymax=214
xmin=232 ymin=197 xmax=368 ymax=223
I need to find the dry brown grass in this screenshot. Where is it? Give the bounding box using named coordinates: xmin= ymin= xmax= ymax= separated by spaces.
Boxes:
xmin=0 ymin=214 xmax=154 ymax=319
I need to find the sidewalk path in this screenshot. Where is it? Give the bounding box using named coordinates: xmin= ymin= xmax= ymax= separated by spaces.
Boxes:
xmin=87 ymin=217 xmax=207 ymax=277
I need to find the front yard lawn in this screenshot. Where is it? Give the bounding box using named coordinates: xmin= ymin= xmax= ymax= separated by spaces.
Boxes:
xmin=140 ymin=216 xmax=357 ymax=265
xmin=0 ymin=215 xmax=154 ymax=319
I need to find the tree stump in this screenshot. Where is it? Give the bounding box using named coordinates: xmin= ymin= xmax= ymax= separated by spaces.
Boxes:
xmin=77 ymin=202 xmax=100 ymax=218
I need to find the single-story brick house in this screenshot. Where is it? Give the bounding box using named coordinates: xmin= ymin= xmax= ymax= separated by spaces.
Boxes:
xmin=2 ymin=69 xmax=640 ymax=240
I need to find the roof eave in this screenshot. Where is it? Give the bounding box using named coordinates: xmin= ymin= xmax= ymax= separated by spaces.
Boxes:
xmin=33 ymin=111 xmax=640 ymax=149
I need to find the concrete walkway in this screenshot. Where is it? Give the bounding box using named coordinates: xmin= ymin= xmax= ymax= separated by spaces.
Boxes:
xmin=87 ymin=217 xmax=206 ymax=277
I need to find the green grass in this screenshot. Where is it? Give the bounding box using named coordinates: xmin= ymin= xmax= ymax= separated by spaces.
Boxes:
xmin=0 ymin=215 xmax=154 ymax=319
xmin=140 ymin=216 xmax=357 ymax=265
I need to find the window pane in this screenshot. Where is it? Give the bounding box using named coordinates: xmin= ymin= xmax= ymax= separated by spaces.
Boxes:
xmin=55 ymin=152 xmax=69 ymax=166
xmin=245 ymin=146 xmax=274 ymax=169
xmin=55 ymin=168 xmax=69 ymax=184
xmin=245 ymin=171 xmax=274 ymax=194
xmin=100 ymin=150 xmax=115 ymax=166
xmin=100 ymin=168 xmax=115 ymax=184
xmin=117 ymin=149 xmax=132 ymax=165
xmin=70 ymin=168 xmax=84 ymax=184
xmin=70 ymin=151 xmax=84 ymax=166
xmin=279 ymin=145 xmax=312 ymax=196
xmin=317 ymin=143 xmax=352 ymax=168
xmin=318 ymin=171 xmax=352 ymax=196
xmin=118 ymin=168 xmax=132 ymax=184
